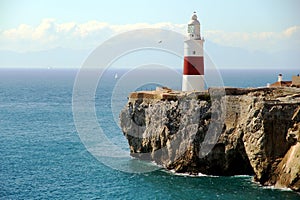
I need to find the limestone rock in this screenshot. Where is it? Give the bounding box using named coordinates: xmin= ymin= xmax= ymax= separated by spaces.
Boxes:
xmin=119 ymin=87 xmax=300 ymax=191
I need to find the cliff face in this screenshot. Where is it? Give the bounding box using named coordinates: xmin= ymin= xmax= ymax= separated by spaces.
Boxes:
xmin=119 ymin=87 xmax=300 ymax=191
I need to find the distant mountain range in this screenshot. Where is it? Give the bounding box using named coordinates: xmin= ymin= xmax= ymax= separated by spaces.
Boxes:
xmin=0 ymin=41 xmax=299 ymax=69
xmin=0 ymin=48 xmax=88 ymax=68
xmin=205 ymin=41 xmax=300 ymax=69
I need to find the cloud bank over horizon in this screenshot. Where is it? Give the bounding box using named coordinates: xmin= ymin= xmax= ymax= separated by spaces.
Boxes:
xmin=0 ymin=19 xmax=300 ymax=69
xmin=1 ymin=19 xmax=300 ymax=53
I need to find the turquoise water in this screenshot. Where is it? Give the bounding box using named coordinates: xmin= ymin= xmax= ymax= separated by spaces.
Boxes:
xmin=0 ymin=68 xmax=299 ymax=199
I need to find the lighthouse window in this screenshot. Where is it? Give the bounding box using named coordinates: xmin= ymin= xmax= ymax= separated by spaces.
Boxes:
xmin=193 ymin=51 xmax=196 ymax=55
xmin=188 ymin=25 xmax=195 ymax=33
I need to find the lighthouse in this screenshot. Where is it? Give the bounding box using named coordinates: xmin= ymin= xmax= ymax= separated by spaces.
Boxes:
xmin=182 ymin=12 xmax=205 ymax=91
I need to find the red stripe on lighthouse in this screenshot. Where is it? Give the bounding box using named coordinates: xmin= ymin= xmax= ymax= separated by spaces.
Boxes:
xmin=183 ymin=56 xmax=204 ymax=75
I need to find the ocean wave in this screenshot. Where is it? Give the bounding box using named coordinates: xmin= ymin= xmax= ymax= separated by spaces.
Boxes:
xmin=162 ymin=169 xmax=219 ymax=178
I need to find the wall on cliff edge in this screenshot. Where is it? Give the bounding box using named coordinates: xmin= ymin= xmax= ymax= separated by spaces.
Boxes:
xmin=120 ymin=87 xmax=300 ymax=191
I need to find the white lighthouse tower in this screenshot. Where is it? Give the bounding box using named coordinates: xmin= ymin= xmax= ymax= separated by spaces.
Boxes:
xmin=182 ymin=12 xmax=205 ymax=91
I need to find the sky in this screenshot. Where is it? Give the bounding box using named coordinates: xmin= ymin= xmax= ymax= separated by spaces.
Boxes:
xmin=0 ymin=0 xmax=300 ymax=68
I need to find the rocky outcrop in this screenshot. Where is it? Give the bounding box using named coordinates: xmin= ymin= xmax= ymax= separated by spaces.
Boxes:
xmin=119 ymin=87 xmax=300 ymax=191
xmin=273 ymin=122 xmax=300 ymax=191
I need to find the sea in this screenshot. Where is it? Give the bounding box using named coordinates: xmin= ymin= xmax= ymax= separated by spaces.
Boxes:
xmin=0 ymin=67 xmax=299 ymax=199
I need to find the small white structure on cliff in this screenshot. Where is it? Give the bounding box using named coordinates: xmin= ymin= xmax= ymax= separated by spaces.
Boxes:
xmin=182 ymin=12 xmax=205 ymax=91
xmin=270 ymin=73 xmax=300 ymax=88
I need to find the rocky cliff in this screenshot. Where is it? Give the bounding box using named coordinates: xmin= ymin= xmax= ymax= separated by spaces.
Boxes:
xmin=119 ymin=87 xmax=300 ymax=191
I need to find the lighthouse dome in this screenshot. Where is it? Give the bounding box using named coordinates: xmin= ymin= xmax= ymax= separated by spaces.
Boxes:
xmin=192 ymin=13 xmax=197 ymax=20
xmin=189 ymin=13 xmax=200 ymax=25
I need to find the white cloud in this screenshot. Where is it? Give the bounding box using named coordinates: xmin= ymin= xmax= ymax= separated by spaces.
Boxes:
xmin=205 ymin=26 xmax=300 ymax=52
xmin=283 ymin=26 xmax=300 ymax=39
xmin=0 ymin=19 xmax=186 ymax=52
xmin=0 ymin=19 xmax=299 ymax=53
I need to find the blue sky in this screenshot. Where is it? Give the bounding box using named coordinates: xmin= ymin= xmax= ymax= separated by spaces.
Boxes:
xmin=0 ymin=0 xmax=300 ymax=68
xmin=1 ymin=0 xmax=299 ymax=31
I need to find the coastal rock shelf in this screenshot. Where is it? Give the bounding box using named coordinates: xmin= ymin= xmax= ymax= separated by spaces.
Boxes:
xmin=119 ymin=87 xmax=300 ymax=191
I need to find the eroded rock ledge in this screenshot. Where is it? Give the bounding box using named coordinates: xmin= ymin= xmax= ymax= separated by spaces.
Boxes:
xmin=119 ymin=87 xmax=300 ymax=191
